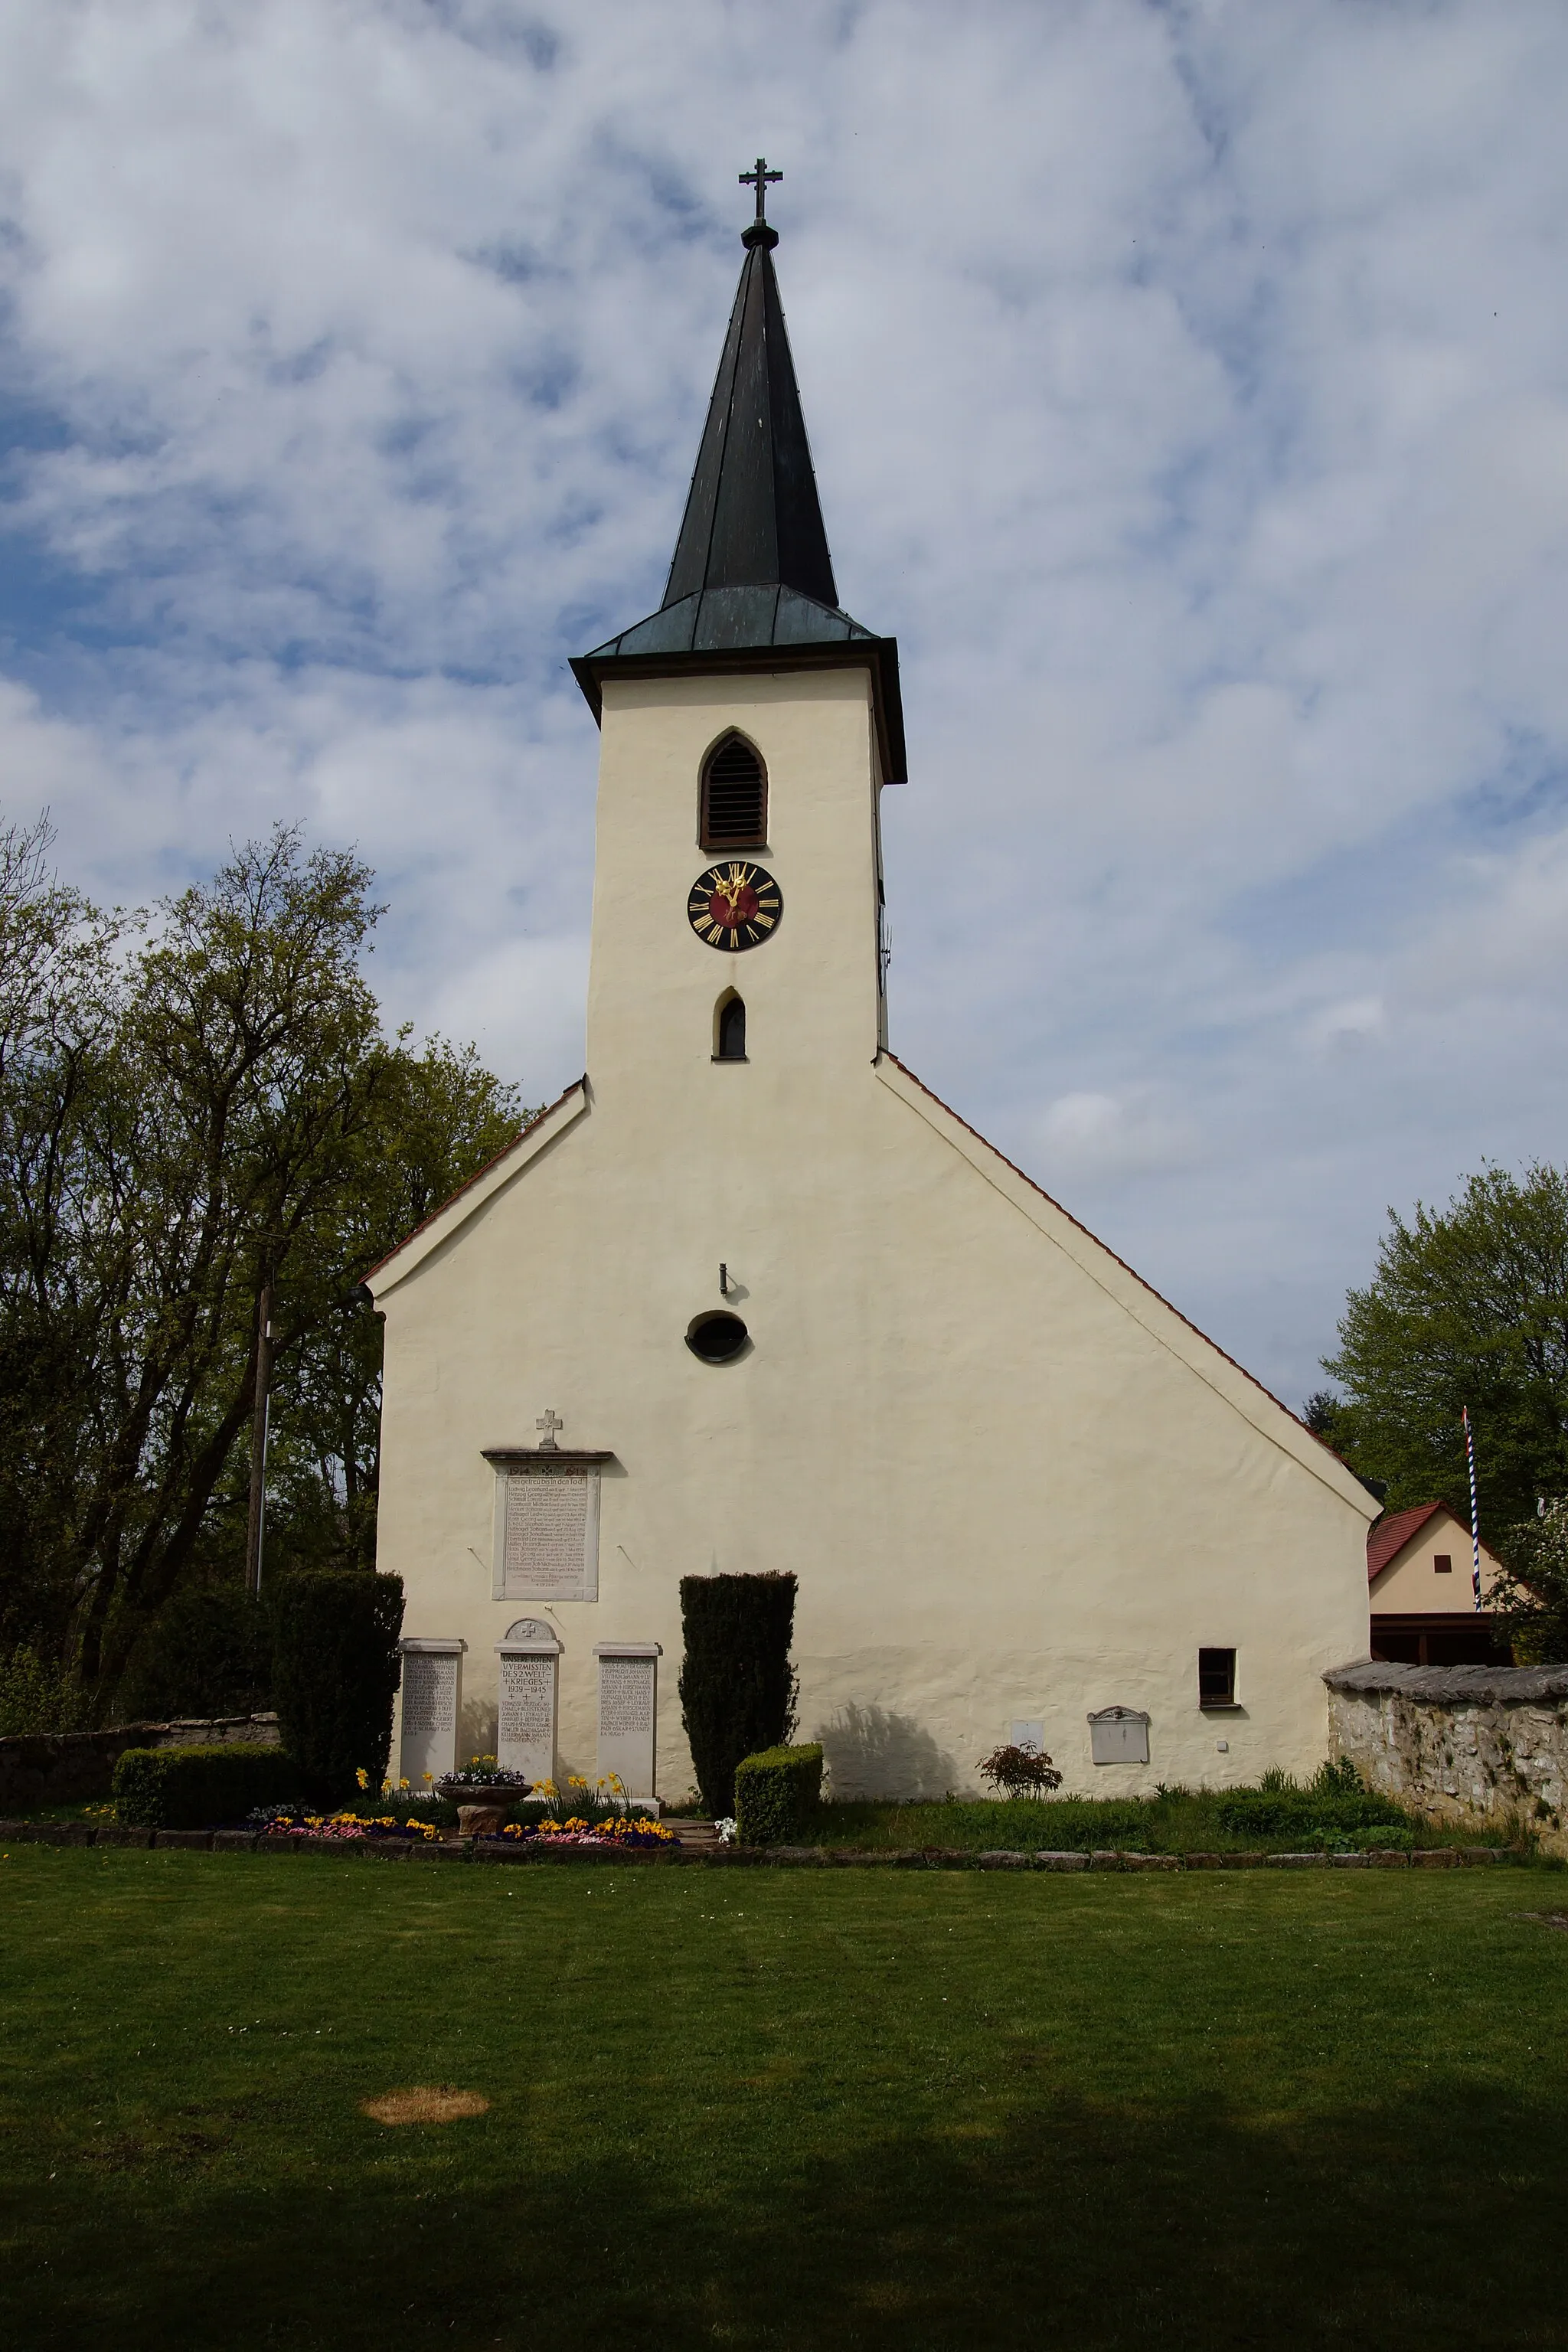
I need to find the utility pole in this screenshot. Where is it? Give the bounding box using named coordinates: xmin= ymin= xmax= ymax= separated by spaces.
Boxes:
xmin=245 ymin=1276 xmax=273 ymax=1600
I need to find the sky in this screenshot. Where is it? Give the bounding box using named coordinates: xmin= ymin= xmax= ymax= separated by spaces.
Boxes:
xmin=2 ymin=0 xmax=1566 ymax=1410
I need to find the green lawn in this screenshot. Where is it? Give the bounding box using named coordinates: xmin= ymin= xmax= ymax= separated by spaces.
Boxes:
xmin=780 ymin=1791 xmax=1469 ymax=1853
xmin=2 ymin=1848 xmax=1566 ymax=2350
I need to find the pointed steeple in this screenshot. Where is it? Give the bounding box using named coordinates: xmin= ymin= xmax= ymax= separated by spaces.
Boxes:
xmin=662 ymin=215 xmax=837 ymax=611
xmin=572 ymin=172 xmax=906 ymax=783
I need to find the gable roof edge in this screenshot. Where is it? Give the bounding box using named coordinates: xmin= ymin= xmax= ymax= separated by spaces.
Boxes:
xmin=364 ymin=1078 xmax=588 ymax=1301
xmin=874 ymin=1054 xmax=1377 ymax=1518
xmin=1366 ymin=1501 xmax=1449 ymax=1583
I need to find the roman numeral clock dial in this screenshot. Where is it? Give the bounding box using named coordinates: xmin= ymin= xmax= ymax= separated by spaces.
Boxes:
xmin=687 ymin=861 xmax=782 ymax=951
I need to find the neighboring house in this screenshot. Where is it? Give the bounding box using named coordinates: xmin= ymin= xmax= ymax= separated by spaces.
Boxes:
xmin=1367 ymin=1503 xmax=1509 ymax=1665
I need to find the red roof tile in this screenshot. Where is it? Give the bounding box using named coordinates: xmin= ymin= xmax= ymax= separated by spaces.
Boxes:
xmin=1366 ymin=1501 xmax=1453 ymax=1583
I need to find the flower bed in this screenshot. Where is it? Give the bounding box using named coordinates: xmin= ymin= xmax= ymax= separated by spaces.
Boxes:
xmin=248 ymin=1804 xmax=443 ymax=1842
xmin=497 ymin=1815 xmax=677 ymax=1848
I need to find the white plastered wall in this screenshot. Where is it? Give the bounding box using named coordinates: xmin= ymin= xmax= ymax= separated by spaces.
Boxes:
xmin=371 ymin=667 xmax=1376 ymax=1801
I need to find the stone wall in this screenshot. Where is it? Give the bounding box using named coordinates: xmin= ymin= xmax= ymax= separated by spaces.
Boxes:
xmin=1325 ymin=1661 xmax=1568 ymax=1854
xmin=0 ymin=1712 xmax=280 ymax=1812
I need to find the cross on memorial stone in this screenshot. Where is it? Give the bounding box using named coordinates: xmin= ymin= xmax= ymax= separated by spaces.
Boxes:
xmin=535 ymin=1408 xmax=563 ymax=1452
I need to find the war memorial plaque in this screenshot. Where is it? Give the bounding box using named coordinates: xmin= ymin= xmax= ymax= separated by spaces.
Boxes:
xmin=496 ymin=1650 xmax=557 ymax=1785
xmin=595 ymin=1643 xmax=660 ymax=1798
xmin=495 ymin=1464 xmax=600 ymax=1602
xmin=398 ymin=1638 xmax=465 ymax=1785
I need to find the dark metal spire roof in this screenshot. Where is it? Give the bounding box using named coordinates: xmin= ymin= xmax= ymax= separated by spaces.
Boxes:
xmin=571 ymin=180 xmax=906 ymax=783
xmin=662 ymin=218 xmax=837 ymax=611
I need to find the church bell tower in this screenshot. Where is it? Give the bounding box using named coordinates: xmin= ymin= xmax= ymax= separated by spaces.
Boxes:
xmin=569 ymin=166 xmax=906 ymax=1116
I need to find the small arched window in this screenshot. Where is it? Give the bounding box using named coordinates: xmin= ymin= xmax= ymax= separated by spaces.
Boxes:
xmin=700 ymin=733 xmax=767 ymax=850
xmin=715 ymin=993 xmax=746 ymax=1061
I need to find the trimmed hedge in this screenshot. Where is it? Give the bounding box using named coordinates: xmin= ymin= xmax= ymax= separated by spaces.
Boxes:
xmin=113 ymin=1743 xmax=302 ymax=1829
xmin=270 ymin=1570 xmax=404 ymax=1800
xmin=735 ymin=1743 xmax=823 ymax=1845
xmin=678 ymin=1571 xmax=798 ymax=1818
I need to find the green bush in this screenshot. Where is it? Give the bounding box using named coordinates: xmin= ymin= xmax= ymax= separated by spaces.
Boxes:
xmin=113 ymin=1743 xmax=302 ymax=1828
xmin=118 ymin=1587 xmax=272 ymax=1723
xmin=735 ymin=1743 xmax=823 ymax=1845
xmin=1217 ymin=1780 xmax=1407 ymax=1839
xmin=678 ymin=1571 xmax=798 ymax=1818
xmin=269 ymin=1571 xmax=404 ymax=1801
xmin=0 ymin=1645 xmax=90 ymax=1735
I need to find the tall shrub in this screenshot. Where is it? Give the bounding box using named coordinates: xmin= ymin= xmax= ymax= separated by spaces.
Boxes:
xmin=117 ymin=1587 xmax=273 ymax=1723
xmin=113 ymin=1743 xmax=301 ymax=1828
xmin=270 ymin=1570 xmax=403 ymax=1799
xmin=678 ymin=1571 xmax=798 ymax=1817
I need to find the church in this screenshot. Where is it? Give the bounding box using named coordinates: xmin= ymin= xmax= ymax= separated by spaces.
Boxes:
xmin=368 ymin=172 xmax=1377 ymax=1807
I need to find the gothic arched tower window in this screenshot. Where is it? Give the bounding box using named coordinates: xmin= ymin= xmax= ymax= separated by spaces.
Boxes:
xmin=700 ymin=732 xmax=767 ymax=851
xmin=714 ymin=991 xmax=747 ymax=1060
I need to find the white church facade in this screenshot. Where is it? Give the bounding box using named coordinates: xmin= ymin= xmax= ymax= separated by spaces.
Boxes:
xmin=369 ymin=181 xmax=1376 ymax=1805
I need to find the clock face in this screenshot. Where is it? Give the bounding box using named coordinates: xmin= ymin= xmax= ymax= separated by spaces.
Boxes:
xmin=687 ymin=861 xmax=782 ymax=952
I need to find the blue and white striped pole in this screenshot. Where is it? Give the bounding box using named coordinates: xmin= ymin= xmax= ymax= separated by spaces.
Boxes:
xmin=1462 ymin=1406 xmax=1483 ymax=1613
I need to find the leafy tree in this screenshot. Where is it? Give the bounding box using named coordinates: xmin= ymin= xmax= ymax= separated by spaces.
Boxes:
xmin=1322 ymin=1165 xmax=1568 ymax=1537
xmin=1485 ymin=1506 xmax=1568 ymax=1665
xmin=115 ymin=1589 xmax=273 ymax=1724
xmin=0 ymin=1645 xmax=90 ymax=1735
xmin=1301 ymin=1392 xmax=1385 ymax=1500
xmin=0 ymin=818 xmax=528 ymax=1720
xmin=254 ymin=1036 xmax=523 ymax=1588
xmin=0 ymin=814 xmax=124 ymax=1657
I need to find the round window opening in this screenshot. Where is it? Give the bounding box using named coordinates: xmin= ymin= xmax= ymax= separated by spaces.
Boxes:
xmin=686 ymin=1311 xmax=749 ymax=1363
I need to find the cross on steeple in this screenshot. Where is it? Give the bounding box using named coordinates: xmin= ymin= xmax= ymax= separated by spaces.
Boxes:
xmin=535 ymin=1408 xmax=563 ymax=1452
xmin=740 ymin=157 xmax=782 ymax=224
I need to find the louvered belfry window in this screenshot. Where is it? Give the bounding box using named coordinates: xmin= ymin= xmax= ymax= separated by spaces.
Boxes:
xmin=701 ymin=733 xmax=767 ymax=850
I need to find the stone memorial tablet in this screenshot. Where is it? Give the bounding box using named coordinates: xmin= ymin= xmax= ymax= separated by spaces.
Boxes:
xmin=1010 ymin=1718 xmax=1045 ymax=1753
xmin=492 ymin=1464 xmax=600 ymax=1602
xmin=1087 ymin=1706 xmax=1150 ymax=1766
xmin=398 ymin=1638 xmax=466 ymax=1785
xmin=495 ymin=1625 xmax=561 ymax=1785
xmin=595 ymin=1642 xmax=660 ymax=1798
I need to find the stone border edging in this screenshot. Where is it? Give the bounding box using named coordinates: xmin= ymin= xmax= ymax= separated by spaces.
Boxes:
xmin=0 ymin=1822 xmax=1517 ymax=1870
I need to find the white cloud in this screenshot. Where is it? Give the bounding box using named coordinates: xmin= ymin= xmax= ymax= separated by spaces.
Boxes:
xmin=2 ymin=0 xmax=1567 ymax=1406
xmin=1034 ymin=1089 xmax=1205 ymax=1187
xmin=1303 ymin=997 xmax=1386 ymax=1057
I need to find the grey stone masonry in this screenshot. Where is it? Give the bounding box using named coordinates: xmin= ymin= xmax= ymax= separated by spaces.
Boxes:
xmin=1326 ymin=1660 xmax=1568 ymax=1855
xmin=0 ymin=1712 xmax=279 ymax=1812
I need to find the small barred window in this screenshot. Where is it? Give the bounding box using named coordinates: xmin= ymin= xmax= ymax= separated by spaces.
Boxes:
xmin=701 ymin=733 xmax=767 ymax=849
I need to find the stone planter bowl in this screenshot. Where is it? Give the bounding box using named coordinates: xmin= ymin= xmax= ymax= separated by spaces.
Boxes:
xmin=436 ymin=1781 xmax=528 ymax=1838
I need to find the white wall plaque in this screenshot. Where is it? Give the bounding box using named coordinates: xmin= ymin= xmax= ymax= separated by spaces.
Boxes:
xmin=1010 ymin=1719 xmax=1045 ymax=1753
xmin=398 ymin=1638 xmax=466 ymax=1785
xmin=495 ymin=1625 xmax=561 ymax=1787
xmin=1088 ymin=1706 xmax=1151 ymax=1766
xmin=491 ymin=1463 xmax=600 ymax=1602
xmin=595 ymin=1642 xmax=660 ymax=1798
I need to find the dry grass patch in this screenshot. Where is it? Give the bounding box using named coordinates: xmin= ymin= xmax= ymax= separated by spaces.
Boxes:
xmin=359 ymin=2086 xmax=489 ymax=2125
